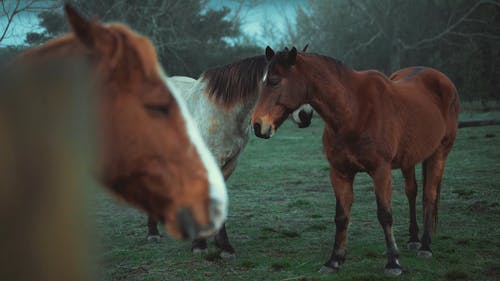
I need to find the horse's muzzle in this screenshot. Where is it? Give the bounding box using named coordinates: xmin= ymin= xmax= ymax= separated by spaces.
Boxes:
xmin=253 ymin=121 xmax=273 ymax=139
xmin=176 ymin=197 xmax=226 ymax=239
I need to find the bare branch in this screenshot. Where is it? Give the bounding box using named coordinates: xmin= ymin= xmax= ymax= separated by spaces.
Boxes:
xmin=0 ymin=0 xmax=61 ymax=45
xmin=343 ymin=30 xmax=382 ymax=58
xmin=401 ymin=0 xmax=499 ymax=50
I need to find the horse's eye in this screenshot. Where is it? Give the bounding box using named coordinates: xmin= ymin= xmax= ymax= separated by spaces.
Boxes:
xmin=145 ymin=104 xmax=169 ymax=116
xmin=267 ymin=78 xmax=281 ymax=87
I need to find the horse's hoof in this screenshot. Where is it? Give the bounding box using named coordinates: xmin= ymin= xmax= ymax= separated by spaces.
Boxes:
xmin=219 ymin=251 xmax=235 ymax=259
xmin=417 ymin=250 xmax=433 ymax=258
xmin=146 ymin=235 xmax=162 ymax=242
xmin=384 ymin=267 xmax=403 ymax=276
xmin=318 ymin=265 xmax=339 ymax=274
xmin=407 ymin=242 xmax=421 ymax=250
xmin=192 ymin=248 xmax=208 ymax=255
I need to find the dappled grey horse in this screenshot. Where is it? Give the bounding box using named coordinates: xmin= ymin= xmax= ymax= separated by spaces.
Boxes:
xmin=147 ymin=55 xmax=313 ymax=257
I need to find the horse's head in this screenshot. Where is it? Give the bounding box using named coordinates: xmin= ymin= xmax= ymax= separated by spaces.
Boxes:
xmin=64 ymin=5 xmax=227 ymax=239
xmin=252 ymin=46 xmax=308 ymax=138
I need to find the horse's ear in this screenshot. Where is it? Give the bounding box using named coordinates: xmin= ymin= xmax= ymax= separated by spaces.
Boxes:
xmin=265 ymin=46 xmax=275 ymax=61
xmin=65 ymin=4 xmax=112 ymax=51
xmin=302 ymin=44 xmax=309 ymax=52
xmin=288 ymin=47 xmax=297 ymax=65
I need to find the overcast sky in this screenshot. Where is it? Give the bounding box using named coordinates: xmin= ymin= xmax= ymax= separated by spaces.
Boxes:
xmin=0 ymin=0 xmax=306 ymax=47
xmin=209 ymin=0 xmax=306 ymax=46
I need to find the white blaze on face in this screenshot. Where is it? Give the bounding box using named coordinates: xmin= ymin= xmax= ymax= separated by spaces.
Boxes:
xmin=159 ymin=67 xmax=228 ymax=231
xmin=262 ymin=69 xmax=268 ymax=83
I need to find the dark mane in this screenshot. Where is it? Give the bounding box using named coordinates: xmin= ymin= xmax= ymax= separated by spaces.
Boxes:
xmin=202 ymin=55 xmax=267 ymax=108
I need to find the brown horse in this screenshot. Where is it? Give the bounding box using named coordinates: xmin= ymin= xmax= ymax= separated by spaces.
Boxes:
xmin=252 ymin=47 xmax=459 ymax=276
xmin=14 ymin=5 xmax=228 ymax=240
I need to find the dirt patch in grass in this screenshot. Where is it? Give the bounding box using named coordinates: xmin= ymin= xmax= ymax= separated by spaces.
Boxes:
xmin=445 ymin=270 xmax=469 ymax=280
xmin=271 ymin=262 xmax=291 ymax=271
xmin=487 ymin=265 xmax=500 ymax=277
xmin=304 ymin=223 xmax=327 ymax=231
xmin=261 ymin=226 xmax=301 ymax=238
xmin=287 ymin=199 xmax=311 ymax=208
xmin=452 ymin=189 xmax=475 ymax=198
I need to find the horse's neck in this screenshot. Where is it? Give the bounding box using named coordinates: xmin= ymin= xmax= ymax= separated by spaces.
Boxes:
xmin=303 ymin=58 xmax=359 ymax=132
xmin=186 ymin=77 xmax=256 ymax=133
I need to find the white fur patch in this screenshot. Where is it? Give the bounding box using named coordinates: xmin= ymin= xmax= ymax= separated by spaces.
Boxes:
xmin=291 ymin=104 xmax=313 ymax=124
xmin=160 ymin=67 xmax=228 ymax=229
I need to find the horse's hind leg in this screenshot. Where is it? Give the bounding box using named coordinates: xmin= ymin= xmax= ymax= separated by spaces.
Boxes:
xmin=371 ymin=164 xmax=402 ymax=276
xmin=319 ymin=168 xmax=354 ymax=274
xmin=211 ymin=156 xmax=239 ymax=258
xmin=402 ymin=167 xmax=420 ymax=250
xmin=419 ymin=149 xmax=447 ymax=258
xmin=146 ymin=215 xmax=161 ymax=241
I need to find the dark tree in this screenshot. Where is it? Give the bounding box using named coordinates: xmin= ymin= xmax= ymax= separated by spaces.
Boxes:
xmin=25 ymin=0 xmax=261 ymax=76
xmin=294 ymin=0 xmax=500 ymax=102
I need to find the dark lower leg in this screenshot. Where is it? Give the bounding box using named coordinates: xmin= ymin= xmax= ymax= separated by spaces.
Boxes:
xmin=420 ymin=153 xmax=445 ymax=255
xmin=377 ymin=201 xmax=401 ymax=270
xmin=420 ymin=203 xmax=435 ymax=252
xmin=373 ymin=166 xmax=401 ymax=274
xmin=191 ymin=237 xmax=208 ymax=252
xmin=147 ymin=215 xmax=160 ymax=237
xmin=214 ymin=223 xmax=235 ymax=255
xmin=322 ymin=169 xmax=354 ymax=273
xmin=324 ymin=201 xmax=350 ymax=270
xmin=402 ymin=168 xmax=419 ymax=243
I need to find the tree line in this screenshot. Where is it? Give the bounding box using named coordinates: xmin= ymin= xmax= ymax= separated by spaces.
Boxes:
xmin=288 ymin=0 xmax=500 ymax=103
xmin=1 ymin=0 xmax=499 ymax=103
xmin=0 ymin=0 xmax=261 ymax=77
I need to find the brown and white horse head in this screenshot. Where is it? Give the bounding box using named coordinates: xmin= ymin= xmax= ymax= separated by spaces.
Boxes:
xmin=63 ymin=5 xmax=227 ymax=239
xmin=252 ymin=46 xmax=308 ymax=138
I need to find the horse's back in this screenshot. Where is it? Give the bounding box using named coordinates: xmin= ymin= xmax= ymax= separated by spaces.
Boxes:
xmin=389 ymin=67 xmax=460 ymax=164
xmin=391 ymin=67 xmax=459 ymax=123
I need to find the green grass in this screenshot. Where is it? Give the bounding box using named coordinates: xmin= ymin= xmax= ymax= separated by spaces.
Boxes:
xmin=91 ymin=111 xmax=500 ymax=281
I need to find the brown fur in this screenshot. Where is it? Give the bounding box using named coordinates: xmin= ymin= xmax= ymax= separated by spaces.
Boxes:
xmin=16 ymin=6 xmax=216 ymax=239
xmin=252 ymin=48 xmax=460 ymax=273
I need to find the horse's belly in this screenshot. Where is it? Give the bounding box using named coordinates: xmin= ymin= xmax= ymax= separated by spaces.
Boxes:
xmin=393 ymin=114 xmax=446 ymax=168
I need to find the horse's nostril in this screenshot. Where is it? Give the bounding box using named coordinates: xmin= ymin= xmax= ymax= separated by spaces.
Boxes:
xmin=253 ymin=122 xmax=261 ymax=136
xmin=298 ymin=111 xmax=312 ymax=128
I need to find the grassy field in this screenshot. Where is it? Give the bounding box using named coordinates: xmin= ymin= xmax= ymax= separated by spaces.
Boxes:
xmin=92 ymin=111 xmax=500 ymax=281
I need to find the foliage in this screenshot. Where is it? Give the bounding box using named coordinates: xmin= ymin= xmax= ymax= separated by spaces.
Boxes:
xmin=293 ymin=0 xmax=500 ymax=102
xmin=23 ymin=0 xmax=262 ymax=76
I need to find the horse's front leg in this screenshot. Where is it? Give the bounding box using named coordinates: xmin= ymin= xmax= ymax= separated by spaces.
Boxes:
xmin=319 ymin=168 xmax=354 ymax=274
xmin=214 ymin=223 xmax=235 ymax=258
xmin=370 ymin=164 xmax=402 ymax=276
xmin=146 ymin=215 xmax=161 ymax=241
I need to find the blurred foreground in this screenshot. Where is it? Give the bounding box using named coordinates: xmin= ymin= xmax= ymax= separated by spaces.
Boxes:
xmin=0 ymin=60 xmax=97 ymax=281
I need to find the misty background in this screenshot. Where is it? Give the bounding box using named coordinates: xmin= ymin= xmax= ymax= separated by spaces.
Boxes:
xmin=1 ymin=0 xmax=499 ymax=103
